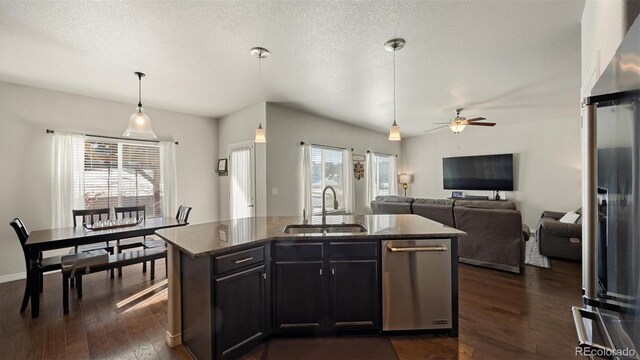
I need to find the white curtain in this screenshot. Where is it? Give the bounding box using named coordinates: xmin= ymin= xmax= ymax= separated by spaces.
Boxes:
xmin=230 ymin=147 xmax=252 ymax=219
xmin=301 ymin=144 xmax=313 ymax=219
xmin=389 ymin=155 xmax=398 ymax=196
xmin=365 ymin=153 xmax=375 ymax=209
xmin=51 ymin=133 xmax=85 ymax=228
xmin=160 ymin=141 xmax=178 ymax=218
xmin=343 ymin=149 xmax=355 ymax=214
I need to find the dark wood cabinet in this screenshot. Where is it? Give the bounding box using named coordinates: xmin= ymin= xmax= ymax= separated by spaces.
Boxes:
xmin=214 ymin=265 xmax=266 ymax=359
xmin=272 ymin=241 xmax=380 ymax=334
xmin=181 ymin=245 xmax=269 ymax=360
xmin=329 ymin=259 xmax=379 ymax=331
xmin=182 ymin=240 xmax=387 ymax=359
xmin=273 ymin=261 xmax=324 ymax=332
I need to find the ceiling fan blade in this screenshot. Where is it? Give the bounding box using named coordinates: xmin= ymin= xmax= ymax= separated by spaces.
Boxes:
xmin=465 ymin=117 xmax=487 ymax=122
xmin=467 ymin=122 xmax=496 ymax=127
xmin=424 ymin=125 xmax=449 ymax=133
xmin=432 ymin=122 xmax=451 ymax=125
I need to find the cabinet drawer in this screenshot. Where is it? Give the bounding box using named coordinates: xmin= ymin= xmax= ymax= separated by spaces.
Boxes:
xmin=214 ymin=246 xmax=264 ymax=275
xmin=329 ymin=241 xmax=378 ymax=259
xmin=274 ymin=242 xmax=323 ymax=261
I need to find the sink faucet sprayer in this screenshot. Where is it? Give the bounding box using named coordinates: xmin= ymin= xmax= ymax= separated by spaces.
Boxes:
xmin=322 ymin=186 xmax=339 ymax=225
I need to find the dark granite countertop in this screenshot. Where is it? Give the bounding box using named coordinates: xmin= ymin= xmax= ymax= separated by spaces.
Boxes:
xmin=155 ymin=214 xmax=466 ymax=258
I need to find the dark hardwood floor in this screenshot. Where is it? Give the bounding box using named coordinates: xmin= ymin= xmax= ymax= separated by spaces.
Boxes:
xmin=0 ymin=259 xmax=581 ymax=360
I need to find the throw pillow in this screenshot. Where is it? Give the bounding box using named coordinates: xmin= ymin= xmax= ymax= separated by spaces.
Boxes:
xmin=559 ymin=211 xmax=581 ymax=224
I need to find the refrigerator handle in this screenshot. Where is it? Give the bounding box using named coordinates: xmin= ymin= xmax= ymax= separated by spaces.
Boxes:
xmin=571 ymin=306 xmax=616 ymax=353
xmin=582 ymin=103 xmax=598 ymax=300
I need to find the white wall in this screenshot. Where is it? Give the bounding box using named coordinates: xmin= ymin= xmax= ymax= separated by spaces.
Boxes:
xmin=265 ymin=103 xmax=401 ymax=216
xmin=0 ymin=82 xmax=219 ymax=280
xmin=217 ymin=103 xmax=267 ymax=220
xmin=400 ymin=118 xmax=582 ymax=228
xmin=581 ymin=0 xmax=634 ymax=95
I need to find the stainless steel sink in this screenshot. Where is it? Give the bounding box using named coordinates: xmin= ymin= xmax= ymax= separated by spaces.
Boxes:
xmin=283 ymin=224 xmax=368 ymax=235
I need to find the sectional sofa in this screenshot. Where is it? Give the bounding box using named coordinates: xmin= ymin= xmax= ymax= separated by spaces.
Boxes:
xmin=371 ymin=196 xmax=530 ymax=274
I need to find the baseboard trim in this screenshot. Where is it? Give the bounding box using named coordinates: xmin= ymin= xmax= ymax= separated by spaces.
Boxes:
xmin=0 ymin=271 xmax=26 ymax=284
xmin=166 ymin=331 xmax=182 ymax=347
xmin=0 ymin=269 xmax=61 ymax=284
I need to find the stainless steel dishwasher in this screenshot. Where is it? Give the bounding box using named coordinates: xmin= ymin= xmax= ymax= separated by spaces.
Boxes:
xmin=382 ymin=239 xmax=452 ymax=331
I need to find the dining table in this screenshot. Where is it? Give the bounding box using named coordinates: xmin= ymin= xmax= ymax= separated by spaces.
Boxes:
xmin=25 ymin=217 xmax=187 ymax=318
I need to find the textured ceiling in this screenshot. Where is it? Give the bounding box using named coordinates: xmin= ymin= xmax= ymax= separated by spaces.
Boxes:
xmin=0 ymin=1 xmax=584 ymax=137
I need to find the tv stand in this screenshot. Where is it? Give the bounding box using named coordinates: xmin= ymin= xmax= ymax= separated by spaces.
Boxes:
xmin=446 ymin=196 xmax=508 ymax=201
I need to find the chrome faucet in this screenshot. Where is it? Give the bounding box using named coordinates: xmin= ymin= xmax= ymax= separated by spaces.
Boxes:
xmin=322 ymin=186 xmax=339 ymax=225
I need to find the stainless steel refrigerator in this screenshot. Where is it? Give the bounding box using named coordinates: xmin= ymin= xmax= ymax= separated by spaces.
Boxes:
xmin=573 ymin=16 xmax=640 ymax=360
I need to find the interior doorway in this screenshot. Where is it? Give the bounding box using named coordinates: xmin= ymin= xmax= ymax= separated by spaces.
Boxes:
xmin=229 ymin=141 xmax=255 ymax=219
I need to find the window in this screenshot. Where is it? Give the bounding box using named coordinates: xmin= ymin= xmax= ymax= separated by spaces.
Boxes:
xmin=78 ymin=138 xmax=163 ymax=217
xmin=311 ymin=146 xmax=345 ymax=215
xmin=372 ymin=153 xmax=396 ymax=197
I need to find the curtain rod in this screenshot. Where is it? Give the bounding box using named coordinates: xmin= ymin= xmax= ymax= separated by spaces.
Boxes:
xmin=46 ymin=129 xmax=178 ymax=145
xmin=300 ymin=141 xmax=353 ymax=152
xmin=366 ymin=150 xmax=397 ymax=157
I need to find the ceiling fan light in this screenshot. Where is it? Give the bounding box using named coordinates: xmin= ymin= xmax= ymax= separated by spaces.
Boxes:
xmin=255 ymin=123 xmax=266 ymax=143
xmin=389 ymin=121 xmax=401 ymax=141
xmin=123 ymin=107 xmax=157 ymax=139
xmin=449 ymin=123 xmax=466 ymax=133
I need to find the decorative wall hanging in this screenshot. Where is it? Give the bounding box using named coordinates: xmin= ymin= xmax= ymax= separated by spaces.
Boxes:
xmin=354 ymin=161 xmax=365 ymax=180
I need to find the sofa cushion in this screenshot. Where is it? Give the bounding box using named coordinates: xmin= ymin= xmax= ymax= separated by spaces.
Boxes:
xmin=454 ymin=199 xmax=517 ymax=210
xmin=375 ymin=196 xmax=414 ymax=203
xmin=371 ymin=196 xmax=413 ymax=214
xmin=413 ymin=198 xmax=454 ymax=206
xmin=539 ymin=217 xmax=582 ymax=237
xmin=412 ymin=201 xmax=455 ymax=227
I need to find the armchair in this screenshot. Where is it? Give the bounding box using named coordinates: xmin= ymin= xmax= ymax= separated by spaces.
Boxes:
xmin=536 ymin=211 xmax=582 ymax=261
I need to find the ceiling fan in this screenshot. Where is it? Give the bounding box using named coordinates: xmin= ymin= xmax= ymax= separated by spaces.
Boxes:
xmin=426 ymin=108 xmax=496 ymax=133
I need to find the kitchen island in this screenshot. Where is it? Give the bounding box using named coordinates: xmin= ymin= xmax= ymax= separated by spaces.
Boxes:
xmin=156 ymin=214 xmax=465 ymax=360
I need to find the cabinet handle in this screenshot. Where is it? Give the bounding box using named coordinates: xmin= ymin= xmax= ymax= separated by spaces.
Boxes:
xmin=234 ymin=257 xmax=254 ymax=264
xmin=331 ymin=268 xmax=335 ymax=275
xmin=262 ymin=272 xmax=267 ymax=280
xmin=319 ymin=269 xmax=323 ymax=275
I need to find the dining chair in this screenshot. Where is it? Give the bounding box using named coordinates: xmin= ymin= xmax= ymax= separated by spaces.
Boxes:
xmin=72 ymin=208 xmax=115 ymax=280
xmin=10 ymin=218 xmax=79 ymax=313
xmin=114 ymin=205 xmax=147 ymax=277
xmin=143 ymin=205 xmax=192 ymax=249
xmin=142 ymin=205 xmax=192 ymax=276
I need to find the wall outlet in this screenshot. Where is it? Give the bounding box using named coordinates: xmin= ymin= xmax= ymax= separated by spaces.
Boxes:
xmin=272 ymin=188 xmax=279 ymax=196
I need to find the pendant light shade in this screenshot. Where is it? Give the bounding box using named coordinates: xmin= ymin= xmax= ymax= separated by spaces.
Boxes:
xmin=124 ymin=72 xmax=157 ymax=139
xmin=389 ymin=120 xmax=401 ymax=141
xmin=385 ymin=38 xmax=405 ymax=142
xmin=124 ymin=107 xmax=156 ymax=139
xmin=255 ymin=123 xmax=266 ymax=143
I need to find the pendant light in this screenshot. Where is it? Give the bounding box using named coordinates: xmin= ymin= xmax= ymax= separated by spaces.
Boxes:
xmin=385 ymin=38 xmax=405 ymax=141
xmin=123 ymin=72 xmax=157 ymax=139
xmin=255 ymin=123 xmax=266 ymax=143
xmin=251 ymin=47 xmax=270 ymax=143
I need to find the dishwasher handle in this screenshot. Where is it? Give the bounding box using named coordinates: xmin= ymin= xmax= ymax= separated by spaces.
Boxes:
xmin=387 ymin=244 xmax=448 ymax=253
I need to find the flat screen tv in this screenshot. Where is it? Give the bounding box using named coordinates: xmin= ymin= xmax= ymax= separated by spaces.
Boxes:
xmin=443 ymin=154 xmax=514 ymax=191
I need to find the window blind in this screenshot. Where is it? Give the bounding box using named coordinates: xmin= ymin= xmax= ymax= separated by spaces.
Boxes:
xmin=78 ymin=138 xmax=162 ymax=217
xmin=311 ymin=146 xmax=345 ymax=215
